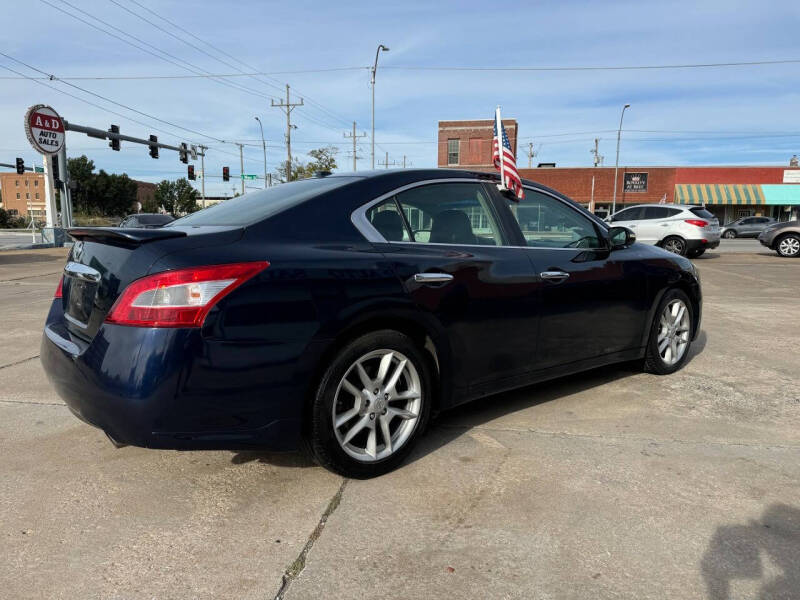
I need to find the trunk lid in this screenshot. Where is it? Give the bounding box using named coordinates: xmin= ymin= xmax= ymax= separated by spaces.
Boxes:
xmin=61 ymin=226 xmax=243 ymax=341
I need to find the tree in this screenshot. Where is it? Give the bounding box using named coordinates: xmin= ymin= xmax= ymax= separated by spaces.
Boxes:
xmin=66 ymin=155 xmax=137 ymax=216
xmin=153 ymin=178 xmax=199 ymax=215
xmin=275 ymin=145 xmax=339 ymax=182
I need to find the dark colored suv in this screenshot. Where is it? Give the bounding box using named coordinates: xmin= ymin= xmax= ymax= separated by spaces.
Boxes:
xmin=721 ymin=216 xmax=776 ymax=239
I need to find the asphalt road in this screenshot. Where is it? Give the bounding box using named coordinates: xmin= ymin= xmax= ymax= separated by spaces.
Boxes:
xmin=0 ymin=230 xmax=42 ymax=249
xmin=1 ymin=247 xmax=798 ymax=599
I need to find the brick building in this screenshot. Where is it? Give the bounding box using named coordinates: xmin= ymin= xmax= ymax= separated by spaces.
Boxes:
xmin=436 ymin=118 xmax=800 ymax=222
xmin=437 ymin=119 xmax=518 ymax=170
xmin=0 ymin=171 xmax=46 ymax=219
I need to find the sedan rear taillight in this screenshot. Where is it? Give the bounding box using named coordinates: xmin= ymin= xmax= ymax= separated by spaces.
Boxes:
xmin=54 ymin=276 xmax=63 ymax=298
xmin=105 ymin=261 xmax=269 ymax=328
xmin=685 ymin=219 xmax=708 ymax=228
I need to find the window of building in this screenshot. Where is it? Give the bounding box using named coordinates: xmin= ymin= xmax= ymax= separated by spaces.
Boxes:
xmin=26 ymin=193 xmax=30 ymax=199
xmin=34 ymin=180 xmax=39 ymax=187
xmin=35 ymin=193 xmax=40 ymax=199
xmin=24 ymin=179 xmax=29 ymax=186
xmin=15 ymin=180 xmax=19 ymax=187
xmin=447 ymin=139 xmax=460 ymax=165
xmin=16 ymin=193 xmax=20 ymax=199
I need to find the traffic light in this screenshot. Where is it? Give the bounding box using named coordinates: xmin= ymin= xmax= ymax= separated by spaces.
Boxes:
xmin=15 ymin=157 xmax=24 ymax=175
xmin=149 ymin=135 xmax=159 ymax=159
xmin=222 ymin=166 xmax=230 ymax=182
xmin=187 ymin=165 xmax=195 ymax=180
xmin=108 ymin=125 xmax=120 ymax=151
xmin=179 ymin=143 xmax=188 ymax=164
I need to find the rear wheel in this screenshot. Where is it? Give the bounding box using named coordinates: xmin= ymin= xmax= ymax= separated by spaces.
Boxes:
xmin=723 ymin=229 xmax=737 ymax=239
xmin=306 ymin=330 xmax=432 ymax=478
xmin=662 ymin=236 xmax=687 ymax=256
xmin=643 ymin=288 xmax=694 ymax=375
xmin=776 ymin=234 xmax=800 ymax=258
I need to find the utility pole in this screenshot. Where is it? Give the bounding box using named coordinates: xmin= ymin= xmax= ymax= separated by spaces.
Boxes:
xmin=526 ymin=142 xmax=538 ymax=168
xmin=235 ymin=143 xmax=245 ymax=195
xmin=590 ymin=138 xmax=603 ymax=167
xmin=344 ymin=121 xmax=366 ymax=171
xmin=402 ymin=155 xmax=412 ymax=168
xmin=198 ymin=144 xmax=207 ymax=208
xmin=378 ymin=152 xmax=396 ymax=169
xmin=271 ymin=84 xmax=303 ymax=181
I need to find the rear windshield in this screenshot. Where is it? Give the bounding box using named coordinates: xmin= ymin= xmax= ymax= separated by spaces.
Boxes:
xmin=689 ymin=207 xmax=716 ymax=220
xmin=138 ymin=214 xmax=174 ymax=225
xmin=169 ymin=177 xmax=358 ymax=227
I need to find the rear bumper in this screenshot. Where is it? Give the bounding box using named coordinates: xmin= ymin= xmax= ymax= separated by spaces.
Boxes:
xmin=686 ymin=238 xmax=719 ymax=252
xmin=40 ymin=301 xmax=311 ymax=451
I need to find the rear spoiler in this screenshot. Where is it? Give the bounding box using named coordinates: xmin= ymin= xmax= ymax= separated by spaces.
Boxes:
xmin=67 ymin=227 xmax=187 ymax=245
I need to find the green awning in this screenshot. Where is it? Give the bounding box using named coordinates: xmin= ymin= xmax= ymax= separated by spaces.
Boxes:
xmin=674 ymin=184 xmax=765 ymax=205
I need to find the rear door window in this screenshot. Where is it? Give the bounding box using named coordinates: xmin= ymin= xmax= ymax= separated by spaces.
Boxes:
xmin=391 ymin=182 xmax=504 ymax=246
xmin=366 ymin=199 xmax=411 ymax=242
xmin=643 ymin=206 xmax=671 ymax=219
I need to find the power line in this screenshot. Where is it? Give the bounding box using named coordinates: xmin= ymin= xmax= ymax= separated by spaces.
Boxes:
xmin=0 ymin=51 xmax=227 ymax=143
xmin=0 ymin=67 xmax=368 ymax=80
xmin=383 ymin=59 xmax=800 ymax=72
xmin=41 ymin=0 xmax=279 ymax=103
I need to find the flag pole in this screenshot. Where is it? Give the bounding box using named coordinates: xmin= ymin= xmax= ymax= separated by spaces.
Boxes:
xmin=495 ymin=106 xmax=506 ymax=190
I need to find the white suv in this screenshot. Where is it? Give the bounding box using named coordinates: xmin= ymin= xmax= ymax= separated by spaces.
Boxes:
xmin=607 ymin=204 xmax=720 ymax=257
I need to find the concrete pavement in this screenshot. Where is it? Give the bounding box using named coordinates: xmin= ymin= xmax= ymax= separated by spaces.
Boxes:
xmin=0 ymin=248 xmax=798 ymax=599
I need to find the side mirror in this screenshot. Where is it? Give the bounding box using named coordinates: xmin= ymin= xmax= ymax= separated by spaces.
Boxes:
xmin=608 ymin=226 xmax=636 ymax=250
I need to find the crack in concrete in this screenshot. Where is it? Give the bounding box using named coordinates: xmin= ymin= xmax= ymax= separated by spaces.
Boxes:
xmin=273 ymin=478 xmax=348 ymax=600
xmin=438 ymin=424 xmax=800 ymax=451
xmin=0 ymin=355 xmax=39 ymax=370
xmin=0 ymin=399 xmax=64 ymax=407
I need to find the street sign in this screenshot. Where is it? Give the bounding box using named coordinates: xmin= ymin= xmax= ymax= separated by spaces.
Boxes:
xmin=241 ymin=174 xmax=258 ymax=180
xmin=24 ymin=105 xmax=65 ymax=155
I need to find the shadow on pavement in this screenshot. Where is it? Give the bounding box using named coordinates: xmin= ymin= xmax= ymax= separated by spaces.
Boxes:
xmin=230 ymin=450 xmax=316 ymax=468
xmin=0 ymin=251 xmax=61 ymax=265
xmin=701 ymin=504 xmax=800 ymax=600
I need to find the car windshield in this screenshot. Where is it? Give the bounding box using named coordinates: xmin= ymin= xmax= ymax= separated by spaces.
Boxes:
xmin=137 ymin=214 xmax=174 ymax=225
xmin=168 ymin=177 xmax=359 ymax=227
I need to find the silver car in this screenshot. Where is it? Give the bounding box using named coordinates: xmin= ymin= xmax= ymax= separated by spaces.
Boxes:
xmin=721 ymin=216 xmax=776 ymax=239
xmin=758 ymin=220 xmax=800 ymax=257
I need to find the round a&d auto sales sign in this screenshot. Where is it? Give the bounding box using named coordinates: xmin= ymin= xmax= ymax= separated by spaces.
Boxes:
xmin=24 ymin=104 xmax=65 ymax=155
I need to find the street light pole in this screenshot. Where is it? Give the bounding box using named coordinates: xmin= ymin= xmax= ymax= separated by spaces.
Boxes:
xmin=255 ymin=116 xmax=267 ymax=188
xmin=371 ymin=44 xmax=389 ymax=169
xmin=611 ymin=103 xmax=630 ymax=217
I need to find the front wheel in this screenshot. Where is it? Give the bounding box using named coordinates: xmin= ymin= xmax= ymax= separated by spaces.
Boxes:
xmin=776 ymin=234 xmax=800 ymax=258
xmin=643 ymin=288 xmax=694 ymax=375
xmin=306 ymin=330 xmax=432 ymax=478
xmin=662 ymin=236 xmax=687 ymax=256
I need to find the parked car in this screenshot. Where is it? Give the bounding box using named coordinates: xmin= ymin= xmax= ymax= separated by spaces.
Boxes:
xmin=758 ymin=220 xmax=800 ymax=257
xmin=118 ymin=213 xmax=175 ymax=228
xmin=41 ymin=170 xmax=702 ymax=478
xmin=721 ymin=216 xmax=776 ymax=239
xmin=606 ymin=204 xmax=720 ymax=258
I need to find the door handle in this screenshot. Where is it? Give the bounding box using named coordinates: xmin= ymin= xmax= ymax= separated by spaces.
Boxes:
xmin=413 ymin=273 xmax=454 ymax=284
xmin=540 ymin=270 xmax=570 ymax=283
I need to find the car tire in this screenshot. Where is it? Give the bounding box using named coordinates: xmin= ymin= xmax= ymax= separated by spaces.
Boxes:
xmin=723 ymin=230 xmax=737 ymax=239
xmin=687 ymin=248 xmax=705 ymax=258
xmin=661 ymin=236 xmax=687 ymax=256
xmin=643 ymin=288 xmax=694 ymax=375
xmin=775 ymin=233 xmax=800 ymax=258
xmin=305 ymin=329 xmax=432 ymax=478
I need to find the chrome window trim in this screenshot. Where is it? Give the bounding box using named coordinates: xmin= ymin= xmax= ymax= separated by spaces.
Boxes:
xmin=350 ymin=178 xmax=610 ymax=251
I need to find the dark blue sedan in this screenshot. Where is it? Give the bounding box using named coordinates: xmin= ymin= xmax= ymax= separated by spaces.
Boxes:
xmin=42 ymin=169 xmax=702 ymax=478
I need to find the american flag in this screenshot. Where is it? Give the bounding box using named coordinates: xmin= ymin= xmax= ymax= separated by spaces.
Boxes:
xmin=492 ymin=118 xmax=524 ymax=200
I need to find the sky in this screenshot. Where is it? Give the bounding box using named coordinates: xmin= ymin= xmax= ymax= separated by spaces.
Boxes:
xmin=2 ymin=0 xmax=800 ymax=197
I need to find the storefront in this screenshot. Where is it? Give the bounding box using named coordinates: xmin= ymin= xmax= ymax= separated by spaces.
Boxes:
xmin=674 ymin=183 xmax=800 ymax=223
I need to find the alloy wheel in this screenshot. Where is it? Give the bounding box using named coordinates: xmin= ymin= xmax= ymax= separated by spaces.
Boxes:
xmin=723 ymin=230 xmax=736 ymax=239
xmin=778 ymin=236 xmax=800 ymax=257
xmin=332 ymin=349 xmax=422 ymax=462
xmin=657 ymin=299 xmax=691 ymax=366
xmin=663 ymin=238 xmax=685 ymax=255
